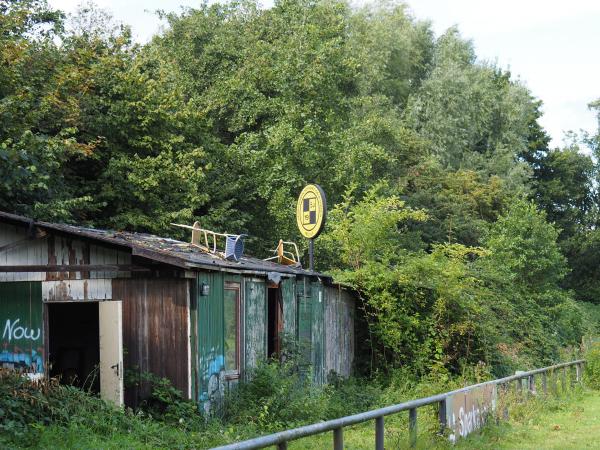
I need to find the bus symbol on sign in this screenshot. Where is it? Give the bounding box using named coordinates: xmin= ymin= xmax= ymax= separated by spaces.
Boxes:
xmin=303 ymin=197 xmax=317 ymax=227
xmin=296 ymin=184 xmax=326 ymax=239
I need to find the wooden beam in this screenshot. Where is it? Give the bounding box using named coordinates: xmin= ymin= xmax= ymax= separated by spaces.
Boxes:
xmin=131 ymin=247 xmax=190 ymax=269
xmin=0 ymin=265 xmax=151 ymax=272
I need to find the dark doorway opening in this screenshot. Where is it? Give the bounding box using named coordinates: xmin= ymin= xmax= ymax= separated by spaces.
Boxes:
xmin=267 ymin=287 xmax=283 ymax=358
xmin=48 ymin=302 xmax=100 ymax=393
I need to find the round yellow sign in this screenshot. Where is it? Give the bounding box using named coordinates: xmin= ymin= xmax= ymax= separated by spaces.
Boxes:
xmin=296 ymin=184 xmax=327 ymax=239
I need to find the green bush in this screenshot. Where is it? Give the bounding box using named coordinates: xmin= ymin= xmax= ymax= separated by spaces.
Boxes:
xmin=0 ymin=369 xmax=225 ymax=448
xmin=0 ymin=369 xmax=136 ymax=447
xmin=223 ymin=360 xmax=383 ymax=432
xmin=125 ymin=370 xmax=201 ymax=429
xmin=584 ymin=342 xmax=600 ymax=389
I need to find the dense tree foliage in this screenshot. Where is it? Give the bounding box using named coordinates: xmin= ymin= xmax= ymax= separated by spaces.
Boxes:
xmin=1 ymin=0 xmax=599 ymax=376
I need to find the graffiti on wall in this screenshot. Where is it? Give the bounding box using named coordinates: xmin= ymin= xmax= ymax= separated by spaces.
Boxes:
xmin=199 ymin=349 xmax=225 ymax=415
xmin=446 ymin=383 xmax=496 ymax=443
xmin=3 ymin=318 xmax=41 ymax=342
xmin=0 ymin=282 xmax=45 ymax=374
xmin=1 ymin=318 xmax=44 ymax=373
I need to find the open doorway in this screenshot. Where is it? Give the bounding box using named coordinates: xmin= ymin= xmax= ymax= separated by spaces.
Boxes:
xmin=267 ymin=287 xmax=283 ymax=358
xmin=48 ymin=302 xmax=100 ymax=393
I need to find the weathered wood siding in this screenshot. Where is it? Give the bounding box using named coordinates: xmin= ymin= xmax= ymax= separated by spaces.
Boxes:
xmin=0 ymin=222 xmax=129 ymax=301
xmin=0 ymin=282 xmax=44 ymax=374
xmin=324 ymin=285 xmax=355 ymax=378
xmin=113 ymin=278 xmax=190 ymax=408
xmin=42 ymin=279 xmax=112 ymax=302
xmin=244 ymin=278 xmax=266 ymax=372
xmin=281 ymin=277 xmax=296 ymax=340
xmin=0 ymin=223 xmax=47 ymax=282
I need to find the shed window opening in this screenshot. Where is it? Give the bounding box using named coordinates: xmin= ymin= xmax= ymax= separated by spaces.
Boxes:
xmin=224 ymin=283 xmax=240 ymax=376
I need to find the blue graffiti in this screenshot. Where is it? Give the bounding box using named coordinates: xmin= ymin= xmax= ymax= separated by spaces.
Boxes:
xmin=199 ymin=353 xmax=224 ymax=402
xmin=0 ymin=348 xmax=44 ymax=373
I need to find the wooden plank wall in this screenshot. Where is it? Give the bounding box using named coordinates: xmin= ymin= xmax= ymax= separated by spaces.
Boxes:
xmin=0 ymin=222 xmax=130 ymax=301
xmin=0 ymin=223 xmax=47 ymax=282
xmin=114 ymin=278 xmax=190 ymax=408
xmin=281 ymin=277 xmax=296 ymax=340
xmin=244 ymin=278 xmax=266 ymax=373
xmin=324 ymin=285 xmax=355 ymax=378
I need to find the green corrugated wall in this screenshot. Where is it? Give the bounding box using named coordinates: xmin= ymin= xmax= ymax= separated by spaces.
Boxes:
xmin=244 ymin=279 xmax=266 ymax=373
xmin=196 ymin=271 xmax=224 ymax=410
xmin=194 ymin=272 xmax=333 ymax=412
xmin=310 ymin=280 xmax=325 ymax=385
xmin=281 ymin=277 xmax=296 ymax=340
xmin=296 ymin=278 xmax=311 ymax=369
xmin=294 ymin=277 xmax=327 ymax=385
xmin=0 ymin=282 xmax=44 ymax=374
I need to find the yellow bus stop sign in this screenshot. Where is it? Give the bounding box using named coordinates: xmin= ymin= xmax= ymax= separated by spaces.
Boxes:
xmin=296 ymin=184 xmax=327 ymax=239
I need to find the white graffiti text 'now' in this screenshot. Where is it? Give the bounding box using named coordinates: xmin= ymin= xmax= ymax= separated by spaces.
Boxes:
xmin=2 ymin=319 xmax=40 ymax=342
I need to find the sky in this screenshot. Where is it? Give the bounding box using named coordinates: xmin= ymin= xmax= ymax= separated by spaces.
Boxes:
xmin=48 ymin=0 xmax=600 ymax=148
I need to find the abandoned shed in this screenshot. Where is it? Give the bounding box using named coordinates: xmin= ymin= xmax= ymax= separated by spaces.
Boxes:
xmin=0 ymin=211 xmax=355 ymax=412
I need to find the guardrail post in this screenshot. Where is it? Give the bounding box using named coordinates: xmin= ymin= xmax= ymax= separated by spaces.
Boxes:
xmin=562 ymin=367 xmax=567 ymax=394
xmin=501 ymin=383 xmax=509 ymax=420
xmin=542 ymin=372 xmax=548 ymax=395
xmin=576 ymin=362 xmax=582 ymax=382
xmin=277 ymin=442 xmax=288 ymax=450
xmin=375 ymin=416 xmax=384 ymax=450
xmin=333 ymin=427 xmax=343 ymax=450
xmin=528 ymin=375 xmax=535 ymax=395
xmin=409 ymin=408 xmax=417 ymax=448
xmin=438 ymin=398 xmax=447 ymax=435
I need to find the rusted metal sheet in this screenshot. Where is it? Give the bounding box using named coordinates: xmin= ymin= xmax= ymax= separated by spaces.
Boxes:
xmin=324 ymin=285 xmax=355 ymax=378
xmin=113 ymin=278 xmax=190 ymax=408
xmin=446 ymin=383 xmax=497 ymax=442
xmin=46 ymin=234 xmax=88 ymax=281
xmin=42 ymin=279 xmax=112 ymax=302
xmin=46 ymin=236 xmax=131 ymax=281
xmin=281 ymin=277 xmax=296 ymax=339
xmin=0 ymin=282 xmax=44 ymax=374
xmin=244 ymin=278 xmax=266 ymax=372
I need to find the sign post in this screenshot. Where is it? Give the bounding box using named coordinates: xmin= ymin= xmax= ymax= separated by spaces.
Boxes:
xmin=296 ymin=184 xmax=327 ymax=271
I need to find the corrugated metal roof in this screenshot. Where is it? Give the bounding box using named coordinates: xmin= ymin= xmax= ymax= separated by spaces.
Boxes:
xmin=0 ymin=211 xmax=329 ymax=279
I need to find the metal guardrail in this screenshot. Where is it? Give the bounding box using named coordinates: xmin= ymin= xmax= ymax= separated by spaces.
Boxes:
xmin=212 ymin=359 xmax=586 ymax=450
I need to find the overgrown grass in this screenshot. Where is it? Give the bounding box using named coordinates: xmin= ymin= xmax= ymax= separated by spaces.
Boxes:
xmin=1 ymin=348 xmax=598 ymax=449
xmin=456 ymin=386 xmax=598 ymax=449
xmin=0 ymin=362 xmax=481 ymax=449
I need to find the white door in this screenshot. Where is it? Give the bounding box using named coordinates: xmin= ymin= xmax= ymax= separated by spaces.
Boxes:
xmin=99 ymin=300 xmax=124 ymax=407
